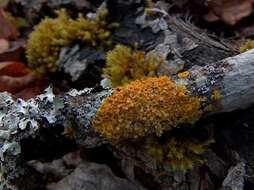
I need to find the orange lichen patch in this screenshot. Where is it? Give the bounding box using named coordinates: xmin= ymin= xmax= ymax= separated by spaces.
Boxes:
xmin=93 ymin=76 xmax=202 ymax=143
xmin=178 ymin=71 xmax=189 ymax=79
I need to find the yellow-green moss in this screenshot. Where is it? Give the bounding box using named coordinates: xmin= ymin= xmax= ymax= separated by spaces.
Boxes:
xmin=145 ymin=136 xmax=214 ymax=172
xmin=240 ymin=40 xmax=254 ymax=53
xmin=102 ymin=44 xmax=165 ymax=87
xmin=93 ymin=76 xmax=202 ymax=143
xmin=26 ymin=8 xmax=116 ymax=74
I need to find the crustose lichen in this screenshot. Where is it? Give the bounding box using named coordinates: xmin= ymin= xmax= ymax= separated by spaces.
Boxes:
xmin=93 ymin=76 xmax=202 ymax=143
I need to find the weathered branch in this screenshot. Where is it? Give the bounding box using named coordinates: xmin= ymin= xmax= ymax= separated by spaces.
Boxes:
xmin=1 ymin=49 xmax=254 ymax=189
xmin=177 ymin=49 xmax=254 ymax=113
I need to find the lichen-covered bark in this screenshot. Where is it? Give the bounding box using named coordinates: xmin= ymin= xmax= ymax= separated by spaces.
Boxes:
xmin=2 ymin=48 xmax=254 ymax=189
xmin=0 ymin=87 xmax=110 ymax=189
xmin=179 ymin=49 xmax=254 ymax=113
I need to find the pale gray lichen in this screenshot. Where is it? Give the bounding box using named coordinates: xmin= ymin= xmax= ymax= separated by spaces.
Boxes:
xmin=223 ymin=162 xmax=246 ymax=190
xmin=0 ymin=86 xmax=64 ymax=189
xmin=0 ymin=86 xmax=111 ymax=188
xmin=65 ymin=88 xmax=111 ymax=147
xmin=100 ymin=78 xmax=112 ymax=89
xmin=135 ymin=9 xmax=168 ymax=33
xmin=0 ymin=87 xmax=61 ymax=141
xmin=135 ymin=10 xmax=197 ymax=76
xmin=67 ymin=88 xmax=93 ymax=97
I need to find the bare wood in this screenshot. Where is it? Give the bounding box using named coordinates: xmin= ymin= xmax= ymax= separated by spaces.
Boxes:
xmin=181 ymin=49 xmax=254 ymax=113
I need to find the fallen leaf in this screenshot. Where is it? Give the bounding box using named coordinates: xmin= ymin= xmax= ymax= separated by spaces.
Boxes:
xmin=0 ymin=40 xmax=24 ymax=62
xmin=14 ymin=84 xmax=48 ymax=100
xmin=0 ymin=62 xmax=49 ymax=99
xmin=0 ymin=8 xmax=18 ymax=39
xmin=0 ymin=73 xmax=36 ymax=93
xmin=0 ymin=62 xmax=29 ymax=76
xmin=205 ymin=0 xmax=253 ymax=25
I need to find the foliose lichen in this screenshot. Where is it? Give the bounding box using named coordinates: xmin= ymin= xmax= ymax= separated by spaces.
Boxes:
xmin=0 ymin=87 xmax=64 ymax=188
xmin=65 ymin=88 xmax=111 ymax=148
xmin=26 ymin=8 xmax=117 ymax=74
xmin=93 ymin=76 xmax=202 ymax=143
xmin=102 ymin=44 xmax=165 ymax=87
xmin=0 ymin=86 xmax=111 ymax=188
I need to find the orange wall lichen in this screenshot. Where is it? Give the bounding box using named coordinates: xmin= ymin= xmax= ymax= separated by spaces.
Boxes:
xmin=93 ymin=76 xmax=202 ymax=143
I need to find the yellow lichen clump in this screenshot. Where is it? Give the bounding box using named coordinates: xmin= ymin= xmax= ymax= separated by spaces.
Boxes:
xmin=211 ymin=89 xmax=221 ymax=101
xmin=240 ymin=40 xmax=254 ymax=53
xmin=93 ymin=76 xmax=202 ymax=143
xmin=178 ymin=71 xmax=189 ymax=79
xmin=102 ymin=45 xmax=165 ymax=87
xmin=26 ymin=9 xmax=116 ymax=74
xmin=145 ymin=136 xmax=214 ymax=172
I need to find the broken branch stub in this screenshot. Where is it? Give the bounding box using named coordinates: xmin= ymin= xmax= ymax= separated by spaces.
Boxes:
xmin=182 ymin=49 xmax=254 ymax=113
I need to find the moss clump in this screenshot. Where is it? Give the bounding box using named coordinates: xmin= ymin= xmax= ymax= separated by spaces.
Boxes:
xmin=240 ymin=40 xmax=254 ymax=53
xmin=93 ymin=76 xmax=202 ymax=143
xmin=26 ymin=8 xmax=116 ymax=74
xmin=145 ymin=136 xmax=214 ymax=172
xmin=102 ymin=44 xmax=165 ymax=87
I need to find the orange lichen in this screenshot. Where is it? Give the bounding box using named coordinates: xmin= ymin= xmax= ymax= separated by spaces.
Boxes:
xmin=93 ymin=76 xmax=202 ymax=143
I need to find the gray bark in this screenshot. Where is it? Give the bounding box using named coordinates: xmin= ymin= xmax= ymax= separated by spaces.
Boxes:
xmin=177 ymin=49 xmax=254 ymax=113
